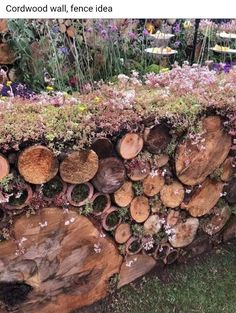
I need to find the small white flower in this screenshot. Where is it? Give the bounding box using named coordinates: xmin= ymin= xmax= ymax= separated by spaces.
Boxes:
xmin=64 ymin=220 xmax=70 ymax=226
xmin=94 ymin=243 xmax=101 ymax=254
xmin=39 ymin=221 xmax=48 ymax=228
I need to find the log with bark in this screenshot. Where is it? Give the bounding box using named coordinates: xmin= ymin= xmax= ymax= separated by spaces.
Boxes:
xmin=0 ymin=208 xmax=122 ymax=313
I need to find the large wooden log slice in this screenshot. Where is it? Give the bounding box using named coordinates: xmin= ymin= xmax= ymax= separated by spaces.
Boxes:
xmin=175 ymin=116 xmax=232 ymax=186
xmin=0 ymin=208 xmax=122 ymax=313
xmin=60 ymin=150 xmax=99 ymax=184
xmin=92 ymin=157 xmax=126 ymax=193
xmin=182 ymin=179 xmax=223 ymax=217
xmin=18 ymin=146 xmax=59 ymax=184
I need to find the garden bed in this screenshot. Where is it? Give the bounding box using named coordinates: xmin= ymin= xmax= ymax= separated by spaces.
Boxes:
xmin=0 ymin=64 xmax=236 ymax=312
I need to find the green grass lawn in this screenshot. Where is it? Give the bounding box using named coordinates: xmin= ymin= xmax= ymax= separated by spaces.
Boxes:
xmin=81 ymin=243 xmax=236 ymax=313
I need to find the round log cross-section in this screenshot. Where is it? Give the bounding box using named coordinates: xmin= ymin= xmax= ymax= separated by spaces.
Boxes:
xmin=117 ymin=133 xmax=143 ymax=160
xmin=130 ymin=196 xmax=150 ymax=223
xmin=60 ymin=150 xmax=99 ymax=184
xmin=160 ymin=181 xmax=185 ymax=208
xmin=143 ymin=173 xmax=165 ymax=197
xmin=144 ymin=125 xmax=171 ymax=154
xmin=92 ymin=157 xmax=126 ymax=193
xmin=91 ymin=138 xmax=113 ymax=159
xmin=18 ymin=146 xmax=59 ymax=184
xmin=113 ymin=181 xmax=134 ymax=207
xmin=0 ymin=208 xmax=122 ymax=313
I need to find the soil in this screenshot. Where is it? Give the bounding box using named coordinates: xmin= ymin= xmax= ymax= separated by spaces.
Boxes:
xmin=92 ymin=195 xmax=108 ymax=213
xmin=71 ymin=184 xmax=89 ymax=203
xmin=106 ymin=211 xmax=120 ymax=228
xmin=128 ymin=239 xmax=141 ymax=253
xmin=42 ymin=176 xmax=63 ymax=198
xmin=8 ymin=189 xmax=28 ymax=206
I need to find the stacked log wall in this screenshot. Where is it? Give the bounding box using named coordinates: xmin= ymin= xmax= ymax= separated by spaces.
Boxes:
xmin=0 ymin=115 xmax=236 ymax=312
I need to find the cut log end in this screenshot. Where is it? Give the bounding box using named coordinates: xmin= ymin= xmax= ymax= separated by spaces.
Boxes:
xmin=0 ymin=207 xmax=122 ymax=313
xmin=113 ymin=181 xmax=134 ymax=207
xmin=18 ymin=146 xmax=59 ymax=184
xmin=92 ymin=157 xmax=126 ymax=194
xmin=184 ymin=179 xmax=224 ymax=217
xmin=202 ymin=206 xmax=231 ymax=236
xmin=143 ymin=173 xmax=165 ymax=197
xmin=130 ymin=196 xmax=150 ymax=223
xmin=114 ymin=223 xmax=131 ymax=244
xmin=160 ymin=181 xmax=185 ymax=208
xmin=117 ymin=133 xmax=143 ymax=160
xmin=144 ymin=125 xmax=171 ymax=154
xmin=169 ymin=217 xmax=199 ymax=248
xmin=60 ymin=150 xmax=99 ymax=184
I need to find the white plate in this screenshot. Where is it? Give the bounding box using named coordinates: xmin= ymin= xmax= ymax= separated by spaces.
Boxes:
xmin=149 ymin=33 xmax=174 ymax=40
xmin=145 ymin=47 xmax=177 ymax=56
xmin=210 ymin=47 xmax=236 ymax=54
xmin=217 ymin=32 xmax=236 ymax=39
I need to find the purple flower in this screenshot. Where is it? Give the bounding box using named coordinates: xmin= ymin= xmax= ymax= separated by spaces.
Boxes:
xmin=143 ymin=29 xmax=149 ymax=36
xmin=59 ymin=47 xmax=69 ymax=56
xmin=224 ymin=64 xmax=231 ymax=73
xmin=173 ymin=41 xmax=181 ymax=48
xmin=52 ymin=25 xmax=59 ymax=33
xmin=101 ymin=29 xmax=108 ymax=39
xmin=173 ymin=23 xmax=180 ymax=34
xmin=108 ymin=24 xmax=118 ymax=32
xmin=1 ymin=82 xmax=35 ymax=99
xmin=85 ymin=27 xmax=93 ymax=33
xmin=128 ymin=31 xmax=136 ymax=40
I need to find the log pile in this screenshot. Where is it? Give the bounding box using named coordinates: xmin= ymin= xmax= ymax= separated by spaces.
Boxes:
xmin=0 ymin=115 xmax=236 ymax=312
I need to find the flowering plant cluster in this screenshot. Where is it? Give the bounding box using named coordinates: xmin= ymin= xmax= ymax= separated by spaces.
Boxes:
xmin=0 ymin=64 xmax=236 ymax=153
